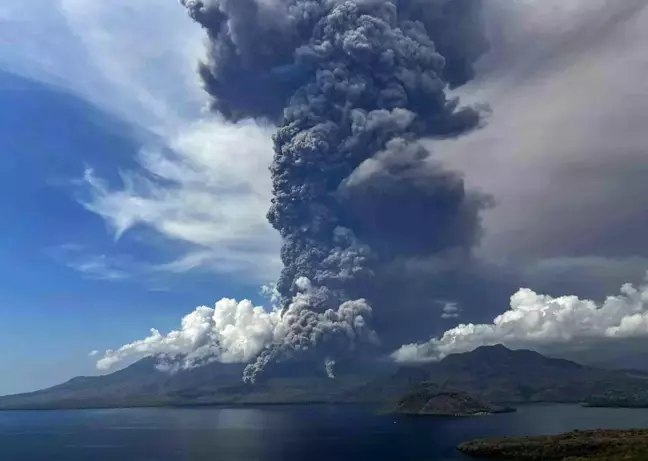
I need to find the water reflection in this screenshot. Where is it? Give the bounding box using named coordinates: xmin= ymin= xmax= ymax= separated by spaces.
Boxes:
xmin=2 ymin=404 xmax=648 ymax=461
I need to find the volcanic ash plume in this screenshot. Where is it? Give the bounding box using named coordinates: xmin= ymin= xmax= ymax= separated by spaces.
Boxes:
xmin=325 ymin=357 xmax=336 ymax=379
xmin=181 ymin=0 xmax=490 ymax=382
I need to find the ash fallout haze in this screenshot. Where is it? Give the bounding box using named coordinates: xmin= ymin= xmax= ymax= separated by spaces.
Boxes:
xmin=1 ymin=0 xmax=648 ymax=394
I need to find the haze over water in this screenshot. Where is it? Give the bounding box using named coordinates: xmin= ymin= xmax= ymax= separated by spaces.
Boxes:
xmin=2 ymin=404 xmax=648 ymax=461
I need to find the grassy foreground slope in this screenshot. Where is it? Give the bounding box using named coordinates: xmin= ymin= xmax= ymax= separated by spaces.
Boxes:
xmin=458 ymin=429 xmax=648 ymax=461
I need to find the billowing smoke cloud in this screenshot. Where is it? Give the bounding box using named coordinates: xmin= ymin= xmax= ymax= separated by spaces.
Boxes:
xmin=180 ymin=0 xmax=490 ymax=382
xmin=96 ymin=298 xmax=283 ymax=371
xmin=89 ymin=0 xmax=648 ymax=379
xmin=325 ymin=357 xmax=336 ymax=379
xmin=95 ymin=281 xmax=378 ymax=372
xmin=392 ymin=275 xmax=648 ymax=363
xmin=181 ymin=0 xmax=486 ymax=120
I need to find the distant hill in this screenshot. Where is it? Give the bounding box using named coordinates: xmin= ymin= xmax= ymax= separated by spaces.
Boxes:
xmin=2 ymin=345 xmax=648 ymax=410
xmin=353 ymin=345 xmax=648 ymax=404
xmin=0 ymin=357 xmax=377 ymax=410
xmin=0 ymin=358 xmax=246 ymax=409
xmin=556 ymin=347 xmax=648 ymax=373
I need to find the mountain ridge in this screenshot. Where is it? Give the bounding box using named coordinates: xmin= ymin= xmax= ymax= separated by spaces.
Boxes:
xmin=2 ymin=345 xmax=648 ymax=410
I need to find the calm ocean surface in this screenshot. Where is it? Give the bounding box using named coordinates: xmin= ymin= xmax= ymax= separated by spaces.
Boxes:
xmin=2 ymin=404 xmax=648 ymax=461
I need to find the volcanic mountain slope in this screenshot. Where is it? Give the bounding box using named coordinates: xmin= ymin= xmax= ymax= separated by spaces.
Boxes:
xmin=0 ymin=358 xmax=376 ymax=410
xmin=1 ymin=346 xmax=648 ymax=410
xmin=351 ymin=345 xmax=648 ymax=404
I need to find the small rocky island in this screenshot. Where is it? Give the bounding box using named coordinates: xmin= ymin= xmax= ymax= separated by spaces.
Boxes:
xmin=458 ymin=429 xmax=648 ymax=461
xmin=391 ymin=385 xmax=515 ymax=416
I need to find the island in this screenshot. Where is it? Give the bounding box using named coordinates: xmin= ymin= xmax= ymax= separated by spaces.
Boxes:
xmin=391 ymin=385 xmax=515 ymax=416
xmin=458 ymin=429 xmax=648 ymax=461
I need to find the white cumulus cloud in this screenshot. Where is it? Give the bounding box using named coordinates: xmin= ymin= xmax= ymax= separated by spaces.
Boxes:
xmin=96 ymin=277 xmax=378 ymax=374
xmin=96 ymin=298 xmax=284 ymax=371
xmin=392 ymin=276 xmax=648 ymax=363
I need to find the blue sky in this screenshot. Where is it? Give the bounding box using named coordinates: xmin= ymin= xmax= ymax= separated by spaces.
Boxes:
xmin=0 ymin=0 xmax=281 ymax=395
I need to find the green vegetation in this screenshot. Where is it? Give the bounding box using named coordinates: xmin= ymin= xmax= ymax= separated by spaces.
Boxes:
xmin=458 ymin=429 xmax=648 ymax=461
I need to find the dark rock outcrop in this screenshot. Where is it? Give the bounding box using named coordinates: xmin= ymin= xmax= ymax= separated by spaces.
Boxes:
xmin=392 ymin=384 xmax=514 ymax=416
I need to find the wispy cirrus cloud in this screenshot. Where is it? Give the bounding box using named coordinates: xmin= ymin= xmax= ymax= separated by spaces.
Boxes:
xmin=49 ymin=244 xmax=134 ymax=281
xmin=68 ymin=256 xmax=130 ymax=281
xmin=80 ymin=119 xmax=281 ymax=282
xmin=1 ymin=0 xmax=282 ymax=284
xmin=441 ymin=302 xmax=462 ymax=320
